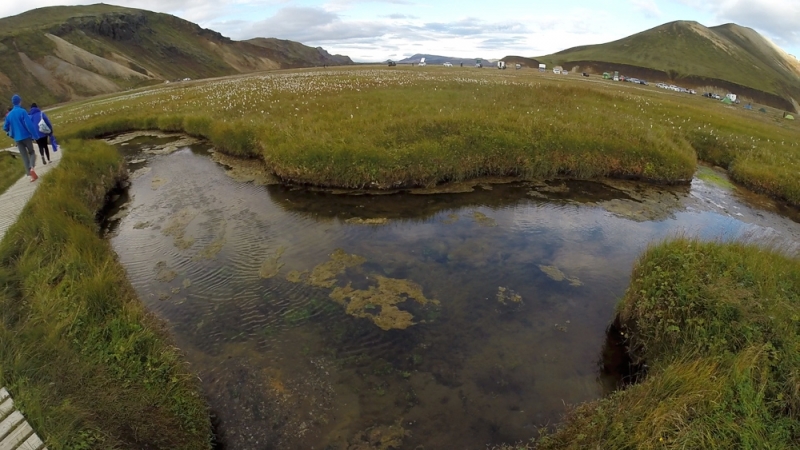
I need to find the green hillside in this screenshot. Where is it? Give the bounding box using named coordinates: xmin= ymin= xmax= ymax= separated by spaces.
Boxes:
xmin=535 ymin=21 xmax=800 ymax=111
xmin=0 ymin=4 xmax=353 ymax=107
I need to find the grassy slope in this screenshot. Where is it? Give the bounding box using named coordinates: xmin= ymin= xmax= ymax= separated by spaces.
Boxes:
xmin=538 ymin=21 xmax=800 ymax=104
xmin=538 ymin=239 xmax=800 ymax=449
xmin=0 ymin=152 xmax=21 ymax=195
xmin=0 ymin=140 xmax=211 ymax=449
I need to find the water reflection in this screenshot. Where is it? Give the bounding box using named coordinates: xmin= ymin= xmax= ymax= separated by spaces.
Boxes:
xmin=108 ymin=137 xmax=800 ymax=449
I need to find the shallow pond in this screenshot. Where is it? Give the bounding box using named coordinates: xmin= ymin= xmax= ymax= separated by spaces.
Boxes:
xmin=107 ymin=134 xmax=800 ymax=449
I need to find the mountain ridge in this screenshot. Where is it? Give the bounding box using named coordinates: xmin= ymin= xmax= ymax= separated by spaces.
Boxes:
xmin=0 ymin=4 xmax=353 ymax=107
xmin=532 ymin=20 xmax=799 ymax=111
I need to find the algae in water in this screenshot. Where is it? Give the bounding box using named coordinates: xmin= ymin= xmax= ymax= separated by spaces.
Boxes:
xmin=539 ymin=265 xmax=583 ymax=286
xmin=151 ymin=176 xmax=168 ymax=190
xmin=472 ymin=211 xmax=498 ymax=227
xmin=155 ymin=261 xmax=177 ymax=282
xmin=496 ymin=286 xmax=523 ymax=305
xmin=162 ymin=207 xmax=197 ymax=249
xmin=288 ymin=250 xmax=436 ymax=330
xmin=307 ymin=249 xmax=366 ymax=288
xmin=345 ymin=217 xmax=390 ymax=225
xmin=329 ymin=276 xmax=439 ymax=331
xmin=286 ymin=270 xmax=308 ymax=283
xmin=260 ymin=247 xmax=287 ymax=279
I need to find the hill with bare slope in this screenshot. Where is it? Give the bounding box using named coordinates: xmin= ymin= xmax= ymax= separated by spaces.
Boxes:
xmin=532 ymin=21 xmax=800 ymax=111
xmin=0 ymin=4 xmax=353 ymax=107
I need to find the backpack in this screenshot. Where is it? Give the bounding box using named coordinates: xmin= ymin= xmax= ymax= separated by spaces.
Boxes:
xmin=38 ymin=115 xmax=51 ymax=135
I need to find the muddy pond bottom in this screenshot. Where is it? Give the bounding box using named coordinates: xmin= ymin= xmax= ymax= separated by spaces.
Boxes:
xmin=107 ymin=135 xmax=800 ymax=449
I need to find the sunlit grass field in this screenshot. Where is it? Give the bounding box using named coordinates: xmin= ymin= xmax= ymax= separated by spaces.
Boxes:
xmin=51 ymin=66 xmax=800 ymax=203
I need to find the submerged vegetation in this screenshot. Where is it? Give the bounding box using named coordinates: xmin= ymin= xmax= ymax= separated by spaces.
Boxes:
xmin=539 ymin=239 xmax=800 ymax=449
xmin=51 ymin=67 xmax=800 ymax=204
xmin=0 ymin=140 xmax=211 ymax=449
xmin=287 ymin=249 xmax=438 ymax=330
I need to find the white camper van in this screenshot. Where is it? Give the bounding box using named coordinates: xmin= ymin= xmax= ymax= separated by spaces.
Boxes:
xmin=497 ymin=61 xmax=506 ymax=70
xmin=538 ymin=63 xmax=546 ymax=72
xmin=419 ymin=57 xmax=426 ymax=67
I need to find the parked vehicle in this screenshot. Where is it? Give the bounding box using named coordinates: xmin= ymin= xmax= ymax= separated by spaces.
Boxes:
xmin=582 ymin=72 xmax=590 ymax=77
xmin=419 ymin=57 xmax=426 ymax=67
xmin=515 ymin=64 xmax=522 ymax=70
xmin=388 ymin=61 xmax=396 ymax=67
xmin=443 ymin=62 xmax=453 ymax=67
xmin=497 ymin=61 xmax=506 ymax=70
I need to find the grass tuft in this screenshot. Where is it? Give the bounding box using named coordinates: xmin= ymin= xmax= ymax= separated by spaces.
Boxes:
xmin=0 ymin=151 xmax=22 ymax=195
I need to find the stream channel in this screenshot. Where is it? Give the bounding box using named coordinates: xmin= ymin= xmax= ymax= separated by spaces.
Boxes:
xmin=104 ymin=132 xmax=800 ymax=449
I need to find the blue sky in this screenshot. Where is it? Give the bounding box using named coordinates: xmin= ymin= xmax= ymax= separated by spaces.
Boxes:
xmin=1 ymin=0 xmax=798 ymax=61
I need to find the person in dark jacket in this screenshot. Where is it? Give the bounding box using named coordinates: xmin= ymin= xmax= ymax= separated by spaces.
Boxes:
xmin=2 ymin=94 xmax=38 ymax=181
xmin=28 ymin=103 xmax=53 ymax=164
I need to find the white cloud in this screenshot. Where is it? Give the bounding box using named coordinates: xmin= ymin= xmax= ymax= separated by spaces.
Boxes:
xmin=629 ymin=0 xmax=662 ymax=18
xmin=231 ymin=7 xmax=391 ymax=43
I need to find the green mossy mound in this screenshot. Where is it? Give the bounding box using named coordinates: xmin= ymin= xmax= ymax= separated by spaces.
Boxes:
xmin=539 ymin=239 xmax=800 ymax=449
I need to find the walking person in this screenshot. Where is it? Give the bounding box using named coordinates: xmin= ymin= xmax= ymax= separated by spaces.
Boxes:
xmin=2 ymin=95 xmax=38 ymax=182
xmin=28 ymin=103 xmax=53 ymax=165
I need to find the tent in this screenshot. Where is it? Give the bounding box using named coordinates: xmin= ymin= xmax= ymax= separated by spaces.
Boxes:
xmin=603 ymin=72 xmax=611 ymax=79
xmin=721 ymin=97 xmax=733 ymax=105
xmin=759 ymin=107 xmax=767 ymax=113
xmin=786 ymin=114 xmax=795 ymax=120
xmin=744 ymin=104 xmax=753 ymax=110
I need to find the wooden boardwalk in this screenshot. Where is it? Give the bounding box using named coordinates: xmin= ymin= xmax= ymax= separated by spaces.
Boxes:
xmin=0 ymin=389 xmax=46 ymax=450
xmin=0 ymin=147 xmax=61 ymax=236
xmin=0 ymin=145 xmax=60 ymax=450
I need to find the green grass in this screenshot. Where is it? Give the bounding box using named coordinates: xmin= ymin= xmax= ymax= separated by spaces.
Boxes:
xmin=0 ymin=152 xmax=21 ymax=195
xmin=537 ymin=238 xmax=800 ymax=449
xmin=0 ymin=140 xmax=211 ymax=449
xmin=51 ymin=67 xmax=800 ymax=205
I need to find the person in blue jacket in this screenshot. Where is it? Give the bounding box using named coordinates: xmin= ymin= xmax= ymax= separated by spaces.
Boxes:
xmin=3 ymin=94 xmax=38 ymax=181
xmin=29 ymin=103 xmax=53 ymax=165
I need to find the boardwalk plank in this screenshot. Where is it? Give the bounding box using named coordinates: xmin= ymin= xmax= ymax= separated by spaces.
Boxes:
xmin=0 ymin=421 xmax=32 ymax=450
xmin=0 ymin=411 xmax=24 ymax=441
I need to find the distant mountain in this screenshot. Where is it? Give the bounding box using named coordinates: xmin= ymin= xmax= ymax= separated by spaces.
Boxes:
xmin=396 ymin=54 xmax=486 ymax=65
xmin=531 ymin=21 xmax=800 ymax=111
xmin=246 ymin=38 xmax=352 ymax=67
xmin=0 ymin=5 xmax=353 ymax=107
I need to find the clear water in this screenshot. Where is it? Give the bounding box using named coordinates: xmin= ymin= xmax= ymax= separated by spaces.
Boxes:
xmin=107 ymin=137 xmax=800 ymax=449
